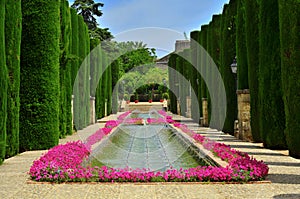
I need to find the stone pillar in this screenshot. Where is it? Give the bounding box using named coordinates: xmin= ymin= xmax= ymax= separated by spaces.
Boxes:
xmin=186 ymin=96 xmax=191 ymax=118
xmin=71 ymin=95 xmax=74 ymax=128
xmin=177 ymin=99 xmax=181 ymax=116
xmin=104 ymin=99 xmax=108 ymax=117
xmin=236 ymin=89 xmax=252 ymax=142
xmin=202 ymin=98 xmax=208 ymax=127
xmin=90 ymin=96 xmax=96 ymax=124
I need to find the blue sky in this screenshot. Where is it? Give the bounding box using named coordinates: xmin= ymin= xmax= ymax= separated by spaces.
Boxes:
xmin=69 ymin=0 xmax=229 ymax=57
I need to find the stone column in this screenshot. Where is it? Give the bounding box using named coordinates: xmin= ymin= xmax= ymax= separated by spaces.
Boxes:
xmin=202 ymin=98 xmax=208 ymax=127
xmin=186 ymin=96 xmax=191 ymax=118
xmin=104 ymin=99 xmax=108 ymax=117
xmin=90 ymin=96 xmax=96 ymax=124
xmin=177 ymin=99 xmax=181 ymax=116
xmin=71 ymin=95 xmax=74 ymax=129
xmin=236 ymin=89 xmax=252 ymax=142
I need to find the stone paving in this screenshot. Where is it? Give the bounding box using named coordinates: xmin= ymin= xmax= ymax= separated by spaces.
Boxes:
xmin=1 ymin=113 xmax=300 ymax=199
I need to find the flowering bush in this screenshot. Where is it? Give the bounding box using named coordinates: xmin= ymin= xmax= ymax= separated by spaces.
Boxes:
xmin=29 ymin=141 xmax=93 ymax=182
xmin=29 ymin=112 xmax=269 ymax=183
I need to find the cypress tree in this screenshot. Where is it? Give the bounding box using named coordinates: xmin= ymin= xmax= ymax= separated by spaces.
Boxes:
xmin=0 ymin=0 xmax=7 ymax=164
xmin=168 ymin=53 xmax=178 ymax=113
xmin=100 ymin=54 xmax=109 ymax=117
xmin=207 ymin=15 xmax=222 ymax=129
xmin=196 ymin=31 xmax=203 ymax=118
xmin=236 ymin=0 xmax=248 ymax=89
xmin=59 ymin=0 xmax=70 ymax=138
xmin=5 ymin=0 xmax=21 ymax=157
xmin=20 ymin=0 xmax=60 ymax=151
xmin=65 ymin=3 xmax=73 ymax=135
xmin=70 ymin=8 xmax=79 ymax=131
xmin=279 ymin=0 xmax=300 ymax=157
xmin=244 ymin=0 xmax=262 ymax=142
xmin=77 ymin=15 xmax=87 ymax=129
xmin=220 ymin=2 xmax=238 ymax=134
xmin=111 ymin=59 xmax=119 ymax=114
xmin=95 ymin=48 xmax=103 ymax=119
xmin=190 ymin=31 xmax=201 ymax=122
xmin=84 ymin=24 xmax=90 ymax=126
xmin=258 ymin=0 xmax=287 ymax=149
xmin=200 ymin=25 xmax=208 ymax=101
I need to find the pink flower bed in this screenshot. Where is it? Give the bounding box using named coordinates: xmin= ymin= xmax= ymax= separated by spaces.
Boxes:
xmin=29 ymin=111 xmax=269 ymax=183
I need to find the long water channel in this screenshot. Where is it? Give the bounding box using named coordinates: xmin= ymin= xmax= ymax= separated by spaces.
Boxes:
xmin=88 ymin=112 xmax=217 ymax=171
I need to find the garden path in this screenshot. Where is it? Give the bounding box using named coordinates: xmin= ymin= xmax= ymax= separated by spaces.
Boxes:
xmin=0 ymin=113 xmax=300 ymax=199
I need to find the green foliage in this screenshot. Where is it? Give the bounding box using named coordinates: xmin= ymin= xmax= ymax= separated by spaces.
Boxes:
xmin=59 ymin=0 xmax=73 ymax=137
xmin=220 ymin=2 xmax=238 ymax=134
xmin=236 ymin=0 xmax=248 ymax=89
xmin=207 ymin=15 xmax=222 ymax=129
xmin=258 ymin=0 xmax=287 ymax=149
xmin=5 ymin=0 xmax=21 ymax=157
xmin=0 ymin=0 xmax=7 ymax=164
xmin=244 ymin=0 xmax=261 ymax=142
xmin=279 ymin=0 xmax=300 ymax=157
xmin=168 ymin=53 xmax=178 ymax=113
xmin=70 ymin=8 xmax=80 ymax=131
xmin=20 ymin=0 xmax=60 ymax=151
xmin=117 ymin=41 xmax=156 ymax=73
xmin=190 ymin=31 xmax=201 ymax=122
xmin=200 ymin=25 xmax=208 ymax=100
xmin=71 ymin=0 xmax=103 ymax=30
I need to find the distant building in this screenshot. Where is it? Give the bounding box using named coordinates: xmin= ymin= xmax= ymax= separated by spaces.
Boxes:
xmin=175 ymin=40 xmax=190 ymax=52
xmin=155 ymin=40 xmax=190 ymax=67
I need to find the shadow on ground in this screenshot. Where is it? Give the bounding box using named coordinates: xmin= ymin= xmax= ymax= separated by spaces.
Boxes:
xmin=268 ymin=174 xmax=300 ymax=184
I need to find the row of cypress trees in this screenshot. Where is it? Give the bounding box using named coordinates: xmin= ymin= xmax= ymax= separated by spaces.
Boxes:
xmin=168 ymin=0 xmax=300 ymax=158
xmin=0 ymin=0 xmax=116 ymax=164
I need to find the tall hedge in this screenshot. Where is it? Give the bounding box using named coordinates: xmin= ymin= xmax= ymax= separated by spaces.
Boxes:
xmin=207 ymin=15 xmax=222 ymax=129
xmin=168 ymin=53 xmax=178 ymax=113
xmin=59 ymin=0 xmax=71 ymax=138
xmin=110 ymin=59 xmax=119 ymax=114
xmin=84 ymin=24 xmax=90 ymax=126
xmin=279 ymin=0 xmax=300 ymax=157
xmin=244 ymin=0 xmax=262 ymax=142
xmin=64 ymin=2 xmax=73 ymax=135
xmin=70 ymin=8 xmax=79 ymax=131
xmin=220 ymin=2 xmax=237 ymax=134
xmin=5 ymin=0 xmax=22 ymax=157
xmin=236 ymin=0 xmax=248 ymax=90
xmin=190 ymin=31 xmax=201 ymax=122
xmin=20 ymin=0 xmax=60 ymax=151
xmin=196 ymin=31 xmax=203 ymax=118
xmin=77 ymin=15 xmax=87 ymax=129
xmin=0 ymin=0 xmax=7 ymax=164
xmin=258 ymin=0 xmax=287 ymax=149
xmin=200 ymin=25 xmax=208 ymax=101
xmin=175 ymin=52 xmax=185 ymax=116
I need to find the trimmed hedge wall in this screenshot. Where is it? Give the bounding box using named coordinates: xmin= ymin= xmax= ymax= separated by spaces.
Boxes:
xmin=220 ymin=2 xmax=237 ymax=134
xmin=168 ymin=53 xmax=178 ymax=114
xmin=4 ymin=0 xmax=21 ymax=158
xmin=190 ymin=31 xmax=201 ymax=122
xmin=20 ymin=0 xmax=60 ymax=151
xmin=236 ymin=0 xmax=248 ymax=90
xmin=258 ymin=0 xmax=287 ymax=149
xmin=59 ymin=0 xmax=71 ymax=138
xmin=0 ymin=0 xmax=7 ymax=164
xmin=244 ymin=0 xmax=262 ymax=142
xmin=70 ymin=8 xmax=80 ymax=131
xmin=279 ymin=0 xmax=300 ymax=157
xmin=207 ymin=15 xmax=222 ymax=129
